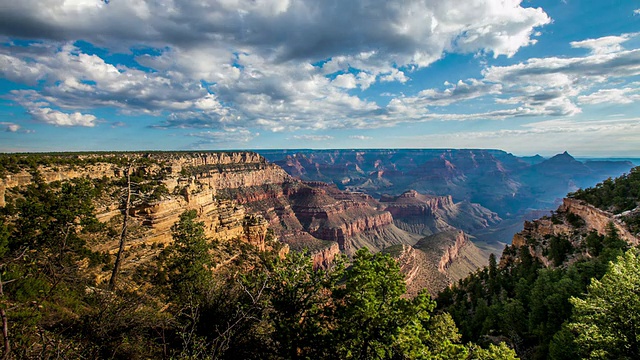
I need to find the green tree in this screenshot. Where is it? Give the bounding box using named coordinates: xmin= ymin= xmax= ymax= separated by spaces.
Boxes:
xmin=330 ymin=248 xmax=467 ymax=360
xmin=0 ymin=222 xmax=8 ymax=259
xmin=468 ymin=342 xmax=519 ymax=360
xmin=158 ymin=210 xmax=213 ymax=304
xmin=568 ymin=250 xmax=640 ymax=359
xmin=266 ymin=251 xmax=335 ymax=359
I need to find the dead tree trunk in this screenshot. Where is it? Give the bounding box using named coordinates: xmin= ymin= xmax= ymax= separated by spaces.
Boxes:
xmin=109 ymin=164 xmax=132 ymax=290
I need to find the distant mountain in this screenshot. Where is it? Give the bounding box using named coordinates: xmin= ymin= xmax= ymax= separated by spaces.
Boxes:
xmin=258 ymin=149 xmax=635 ymax=246
xmin=519 ymin=154 xmax=545 ymax=165
xmin=258 ymin=149 xmax=634 ymax=218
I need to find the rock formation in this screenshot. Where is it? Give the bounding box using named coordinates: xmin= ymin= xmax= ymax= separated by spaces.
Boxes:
xmin=507 ymin=197 xmax=639 ymax=268
xmin=258 ymin=149 xmax=634 ymax=227
xmin=381 ymin=190 xmax=501 ymax=236
xmin=1 ymin=152 xmax=422 ymax=270
xmin=559 ymin=198 xmax=638 ymax=245
xmin=392 ymin=230 xmax=488 ymax=297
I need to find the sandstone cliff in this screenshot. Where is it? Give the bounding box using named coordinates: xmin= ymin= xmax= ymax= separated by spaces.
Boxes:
xmin=381 ymin=190 xmax=501 ymax=236
xmin=1 ymin=153 xmax=282 ymax=275
xmin=559 ymin=198 xmax=638 ymax=245
xmin=390 ymin=230 xmax=488 ymax=297
xmin=1 ymin=152 xmax=422 ymax=271
xmin=507 ymin=197 xmax=639 ymax=268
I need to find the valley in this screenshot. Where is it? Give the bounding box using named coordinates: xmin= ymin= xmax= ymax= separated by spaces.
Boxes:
xmin=1 ymin=150 xmax=638 ymax=358
xmin=1 ymin=149 xmax=633 ymax=296
xmin=259 ymin=149 xmax=635 ymax=249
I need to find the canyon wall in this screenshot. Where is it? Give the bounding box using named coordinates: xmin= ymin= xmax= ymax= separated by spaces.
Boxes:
xmin=508 ymin=197 xmax=639 ymax=269
xmin=559 ymin=198 xmax=638 ymax=245
xmin=2 ymin=152 xmax=421 ymax=269
xmin=381 ymin=190 xmax=501 ymax=237
xmin=394 ymin=230 xmax=488 ymax=297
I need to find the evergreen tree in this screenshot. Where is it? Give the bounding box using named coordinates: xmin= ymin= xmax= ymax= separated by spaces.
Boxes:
xmin=568 ymin=250 xmax=640 ymax=359
xmin=330 ymin=249 xmax=468 ymax=360
xmin=158 ymin=210 xmax=213 ymax=305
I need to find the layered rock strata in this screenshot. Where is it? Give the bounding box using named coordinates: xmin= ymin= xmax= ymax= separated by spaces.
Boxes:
xmin=2 ymin=152 xmax=420 ymax=268
xmin=381 ymin=190 xmax=501 ymax=236
xmin=393 ymin=230 xmax=488 ymax=297
xmin=508 ymin=198 xmax=639 ymax=268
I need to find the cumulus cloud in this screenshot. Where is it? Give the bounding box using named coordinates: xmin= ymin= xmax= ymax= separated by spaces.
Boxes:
xmin=332 ymin=74 xmax=358 ymax=89
xmin=0 ymin=0 xmax=551 ymax=134
xmin=30 ymin=107 xmax=97 ymax=127
xmin=0 ymin=0 xmax=549 ymax=67
xmin=0 ymin=1 xmax=637 ymax=139
xmin=385 ymin=33 xmax=640 ymax=121
xmin=380 ymin=69 xmax=409 ymax=83
xmin=413 ymin=79 xmax=502 ymax=106
xmin=634 ymin=9 xmax=640 ymax=15
xmin=1 ymin=122 xmax=20 ymax=132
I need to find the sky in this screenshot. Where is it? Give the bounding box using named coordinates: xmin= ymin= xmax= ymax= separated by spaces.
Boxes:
xmin=0 ymin=0 xmax=639 ymax=156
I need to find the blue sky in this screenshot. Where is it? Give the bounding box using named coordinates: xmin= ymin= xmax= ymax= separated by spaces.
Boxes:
xmin=0 ymin=0 xmax=639 ymax=156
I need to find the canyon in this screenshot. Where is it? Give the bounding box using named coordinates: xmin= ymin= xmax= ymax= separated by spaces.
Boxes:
xmin=3 ymin=149 xmax=633 ymax=294
xmin=259 ymin=149 xmax=635 ymax=246
xmin=2 ymin=152 xmax=459 ymax=284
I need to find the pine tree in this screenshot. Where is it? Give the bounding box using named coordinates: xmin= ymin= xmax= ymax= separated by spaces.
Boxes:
xmin=568 ymin=250 xmax=640 ymax=359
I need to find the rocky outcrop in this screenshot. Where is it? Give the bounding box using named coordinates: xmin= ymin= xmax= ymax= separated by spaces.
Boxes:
xmin=381 ymin=190 xmax=501 ymax=236
xmin=304 ymin=210 xmax=394 ymax=245
xmin=559 ymin=198 xmax=638 ymax=245
xmin=392 ymin=230 xmax=488 ymax=297
xmin=311 ymin=242 xmax=341 ymax=269
xmin=438 ymin=230 xmax=470 ymax=273
xmin=0 ymin=163 xmax=120 ymax=206
xmin=507 ymin=197 xmax=639 ymax=268
xmin=287 ymin=184 xmax=416 ymax=254
xmin=382 ymin=191 xmax=456 ymax=216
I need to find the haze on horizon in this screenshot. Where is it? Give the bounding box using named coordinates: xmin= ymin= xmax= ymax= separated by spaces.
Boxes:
xmin=0 ymin=0 xmax=639 ymax=157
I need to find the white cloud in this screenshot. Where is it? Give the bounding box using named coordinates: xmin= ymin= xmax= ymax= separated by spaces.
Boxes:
xmin=0 ymin=122 xmax=20 ymax=132
xmin=451 ymin=1 xmax=550 ymax=58
xmin=292 ymin=135 xmax=334 ymax=141
xmin=29 ymin=107 xmax=97 ymax=127
xmin=412 ymin=79 xmax=502 ymax=106
xmin=188 ymin=129 xmax=258 ymax=146
xmin=578 ymin=87 xmax=640 ymax=105
xmin=349 ymin=135 xmax=372 ymax=140
xmin=332 ymin=74 xmax=357 ymax=89
xmin=380 ymin=69 xmax=409 ymax=83
xmin=356 ymin=72 xmax=377 ymax=90
xmin=634 ymin=9 xmax=640 ymax=16
xmin=570 ymin=34 xmax=635 ymax=55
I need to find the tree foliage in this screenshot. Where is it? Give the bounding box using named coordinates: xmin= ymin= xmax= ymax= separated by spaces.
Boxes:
xmin=568 ymin=250 xmax=640 ymax=359
xmin=438 ymin=223 xmax=630 ymax=359
xmin=0 ymin=175 xmax=517 ymax=359
xmin=569 ymin=166 xmax=640 ymax=214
